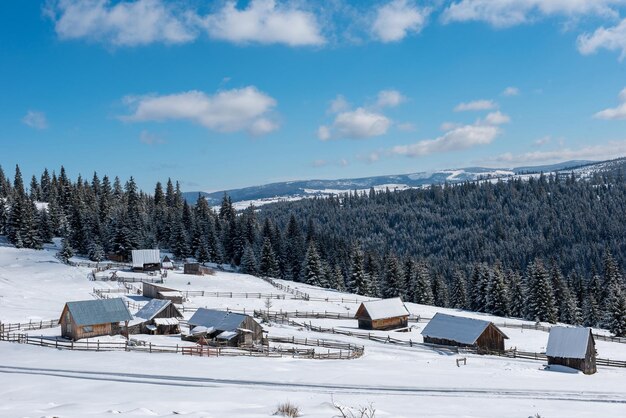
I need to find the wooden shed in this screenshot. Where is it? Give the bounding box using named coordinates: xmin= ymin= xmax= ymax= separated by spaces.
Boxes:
xmin=133 ymin=299 xmax=184 ymax=335
xmin=142 ymin=282 xmax=184 ymax=304
xmin=161 ymin=255 xmax=174 ymax=270
xmin=59 ymin=298 xmax=133 ymax=341
xmin=185 ymin=308 xmax=263 ymax=347
xmin=546 ymin=327 xmax=596 ymax=375
xmin=421 ymin=313 xmax=509 ymax=351
xmin=354 ymin=298 xmax=410 ymax=331
xmin=132 ymin=249 xmax=161 ymax=271
xmin=184 ymin=263 xmax=214 ymax=276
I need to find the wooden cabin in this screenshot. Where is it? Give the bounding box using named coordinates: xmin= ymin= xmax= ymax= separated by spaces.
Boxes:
xmin=161 ymin=255 xmax=174 ymax=270
xmin=546 ymin=327 xmax=597 ymax=375
xmin=142 ymin=282 xmax=184 ymax=304
xmin=354 ymin=298 xmax=410 ymax=331
xmin=59 ymin=298 xmax=133 ymax=341
xmin=421 ymin=313 xmax=509 ymax=351
xmin=132 ymin=249 xmax=161 ymax=271
xmin=185 ymin=308 xmax=263 ymax=347
xmin=133 ymin=299 xmax=183 ymax=335
xmin=184 ymin=263 xmax=214 ymax=276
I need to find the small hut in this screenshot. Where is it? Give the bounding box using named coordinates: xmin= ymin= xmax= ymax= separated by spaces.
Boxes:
xmin=142 ymin=282 xmax=184 ymax=304
xmin=186 ymin=308 xmax=263 ymax=347
xmin=59 ymin=298 xmax=133 ymax=341
xmin=184 ymin=263 xmax=214 ymax=276
xmin=134 ymin=299 xmax=184 ymax=334
xmin=354 ymin=298 xmax=410 ymax=330
xmin=421 ymin=313 xmax=508 ymax=351
xmin=132 ymin=249 xmax=161 ymax=271
xmin=161 ymin=255 xmax=174 ymax=270
xmin=546 ymin=327 xmax=596 ymax=375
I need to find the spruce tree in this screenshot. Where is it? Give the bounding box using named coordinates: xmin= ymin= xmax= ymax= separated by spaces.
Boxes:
xmin=432 ymin=274 xmax=449 ymax=308
xmin=350 ymin=246 xmax=370 ymax=296
xmin=507 ymin=270 xmax=525 ymax=318
xmin=582 ymin=294 xmax=601 ymax=327
xmin=383 ymin=254 xmax=404 ymax=299
xmin=525 ymin=261 xmax=557 ymax=323
xmin=58 ymin=238 xmax=74 ymax=263
xmin=259 ymin=237 xmax=279 ymax=278
xmin=485 ymin=265 xmax=509 ymax=317
xmin=450 ymin=270 xmax=468 ymax=309
xmin=603 ymin=283 xmax=626 ymax=337
xmin=302 ymin=241 xmax=324 ymax=286
xmin=413 ymin=262 xmax=434 ymax=305
xmin=240 ymin=245 xmax=258 ymax=276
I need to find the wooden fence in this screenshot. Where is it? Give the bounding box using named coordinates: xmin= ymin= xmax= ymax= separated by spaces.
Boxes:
xmin=0 ymin=319 xmax=58 ymax=333
xmin=258 ymin=276 xmax=310 ymax=300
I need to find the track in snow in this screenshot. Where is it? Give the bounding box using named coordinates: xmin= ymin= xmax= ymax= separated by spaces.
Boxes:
xmin=0 ymin=364 xmax=625 ymax=404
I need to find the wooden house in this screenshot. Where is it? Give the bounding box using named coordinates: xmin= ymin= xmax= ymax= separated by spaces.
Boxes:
xmin=132 ymin=249 xmax=161 ymax=271
xmin=142 ymin=282 xmax=184 ymax=304
xmin=59 ymin=298 xmax=133 ymax=341
xmin=184 ymin=263 xmax=214 ymax=276
xmin=546 ymin=327 xmax=597 ymax=375
xmin=354 ymin=298 xmax=410 ymax=330
xmin=161 ymin=255 xmax=174 ymax=270
xmin=185 ymin=308 xmax=263 ymax=347
xmin=133 ymin=299 xmax=183 ymax=335
xmin=421 ymin=313 xmax=508 ymax=351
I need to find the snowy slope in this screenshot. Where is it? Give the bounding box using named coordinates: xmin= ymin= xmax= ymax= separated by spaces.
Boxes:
xmin=1 ymin=245 xmax=626 ymax=417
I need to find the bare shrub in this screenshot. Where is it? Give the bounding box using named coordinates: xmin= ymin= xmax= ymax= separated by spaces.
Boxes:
xmin=331 ymin=397 xmax=376 ymax=418
xmin=274 ymin=401 xmax=301 ymax=417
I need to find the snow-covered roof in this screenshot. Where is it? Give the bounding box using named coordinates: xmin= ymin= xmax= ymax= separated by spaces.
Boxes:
xmin=62 ymin=298 xmax=133 ymax=326
xmin=187 ymin=308 xmax=251 ymax=332
xmin=546 ymin=327 xmax=593 ymax=359
xmin=135 ymin=299 xmax=171 ymax=320
xmin=154 ymin=318 xmax=179 ymax=326
xmin=355 ymin=298 xmax=409 ymax=320
xmin=421 ymin=313 xmax=507 ymax=344
xmin=158 ymin=290 xmax=183 ymax=298
xmin=216 ymin=331 xmax=238 ymax=340
xmin=132 ymin=249 xmax=161 ymax=268
xmin=191 ymin=326 xmax=214 ymax=335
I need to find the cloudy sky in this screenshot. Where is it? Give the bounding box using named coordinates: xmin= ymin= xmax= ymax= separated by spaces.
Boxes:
xmin=3 ymin=0 xmax=626 ymax=192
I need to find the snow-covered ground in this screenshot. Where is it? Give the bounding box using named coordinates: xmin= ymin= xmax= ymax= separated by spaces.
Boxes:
xmin=1 ymin=245 xmax=626 ymax=417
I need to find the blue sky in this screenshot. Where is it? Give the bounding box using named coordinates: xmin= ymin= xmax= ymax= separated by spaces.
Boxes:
xmin=2 ymin=0 xmax=626 ymax=192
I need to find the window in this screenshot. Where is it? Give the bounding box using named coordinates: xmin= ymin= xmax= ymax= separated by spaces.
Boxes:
xmin=83 ymin=326 xmax=93 ymax=333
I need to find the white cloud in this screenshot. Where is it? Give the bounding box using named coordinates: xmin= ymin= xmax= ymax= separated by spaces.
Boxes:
xmin=46 ymin=0 xmax=196 ymax=46
xmin=442 ymin=0 xmax=623 ymax=27
xmin=328 ymin=95 xmax=350 ymax=114
xmin=534 ymin=135 xmax=552 ymax=146
xmin=594 ymin=88 xmax=626 ymax=120
xmin=312 ymin=158 xmax=350 ymax=168
xmin=372 ymin=0 xmax=429 ymax=42
xmin=329 ymin=108 xmax=391 ymax=139
xmin=312 ymin=159 xmax=328 ymax=167
xmin=376 ymin=89 xmax=406 ymax=108
xmin=122 ymin=86 xmax=279 ymax=135
xmin=484 ymin=111 xmax=510 ymax=125
xmin=22 ymin=110 xmax=48 ymax=130
xmin=578 ymin=18 xmax=626 ymax=59
xmin=397 ymin=122 xmax=417 ymax=132
xmin=454 ymin=99 xmax=497 ymax=112
xmin=139 ymin=130 xmax=165 ymax=144
xmin=392 ymin=124 xmax=500 ymax=157
xmin=317 ymin=125 xmax=332 ymax=140
xmin=502 ymin=86 xmax=520 ymax=96
xmin=199 ymin=0 xmax=325 ymax=46
xmin=440 ymin=121 xmax=461 ymax=131
xmin=483 ymin=141 xmax=626 ymax=165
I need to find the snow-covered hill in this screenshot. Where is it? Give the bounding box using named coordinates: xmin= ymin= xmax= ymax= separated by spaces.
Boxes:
xmin=1 ymin=245 xmax=626 ymax=417
xmin=184 ymin=159 xmax=614 ymax=209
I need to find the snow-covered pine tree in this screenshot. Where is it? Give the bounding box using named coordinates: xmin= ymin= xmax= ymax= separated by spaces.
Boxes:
xmin=259 ymin=237 xmax=279 ymax=278
xmin=432 ymin=274 xmax=449 ymax=308
xmin=58 ymin=237 xmax=74 ymax=263
xmin=450 ymin=269 xmax=469 ymax=309
xmin=349 ymin=246 xmax=370 ymax=296
xmin=559 ymin=286 xmax=582 ymax=325
xmin=413 ymin=262 xmax=434 ymax=305
xmin=383 ymin=254 xmax=404 ymax=299
xmin=525 ymin=261 xmax=557 ymax=323
xmin=301 ymin=241 xmax=324 ymax=287
xmin=485 ymin=264 xmax=509 ymax=317
xmin=196 ymin=239 xmax=210 ymax=264
xmin=87 ymin=241 xmax=105 ymax=262
xmin=603 ymin=282 xmax=626 ymax=337
xmin=240 ymin=245 xmax=258 ymax=276
xmin=582 ymin=294 xmax=601 ymax=327
xmin=331 ymin=264 xmax=346 ymax=292
xmin=507 ymin=270 xmax=525 ymax=318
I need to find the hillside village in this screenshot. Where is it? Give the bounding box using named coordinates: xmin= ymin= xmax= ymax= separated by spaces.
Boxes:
xmin=1 ymin=241 xmax=626 ymax=417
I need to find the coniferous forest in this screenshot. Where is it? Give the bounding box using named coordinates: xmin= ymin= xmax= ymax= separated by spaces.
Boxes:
xmin=1 ymin=163 xmax=626 ymax=336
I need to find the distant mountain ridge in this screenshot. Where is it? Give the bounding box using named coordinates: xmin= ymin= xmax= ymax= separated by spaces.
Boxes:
xmin=183 ymin=159 xmax=605 ymax=207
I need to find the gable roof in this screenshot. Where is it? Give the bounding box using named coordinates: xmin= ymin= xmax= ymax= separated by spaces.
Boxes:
xmin=132 ymin=249 xmax=161 ymax=268
xmin=61 ymin=298 xmax=133 ymax=326
xmin=134 ymin=299 xmax=182 ymax=321
xmin=355 ymin=298 xmax=410 ymax=321
xmin=546 ymin=327 xmax=594 ymax=359
xmin=421 ymin=313 xmax=508 ymax=344
xmin=187 ymin=308 xmax=250 ymax=332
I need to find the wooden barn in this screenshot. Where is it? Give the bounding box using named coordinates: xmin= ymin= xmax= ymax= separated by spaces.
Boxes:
xmin=161 ymin=255 xmax=174 ymax=270
xmin=421 ymin=313 xmax=509 ymax=351
xmin=133 ymin=299 xmax=183 ymax=335
xmin=132 ymin=249 xmax=161 ymax=271
xmin=59 ymin=298 xmax=133 ymax=341
xmin=185 ymin=308 xmax=263 ymax=347
xmin=546 ymin=327 xmax=597 ymax=375
xmin=142 ymin=282 xmax=184 ymax=304
xmin=184 ymin=263 xmax=214 ymax=276
xmin=354 ymin=298 xmax=410 ymax=331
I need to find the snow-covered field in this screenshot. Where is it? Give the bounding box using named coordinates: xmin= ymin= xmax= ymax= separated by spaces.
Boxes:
xmin=1 ymin=244 xmax=626 ymax=417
